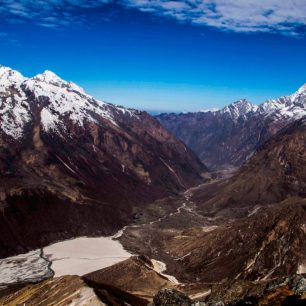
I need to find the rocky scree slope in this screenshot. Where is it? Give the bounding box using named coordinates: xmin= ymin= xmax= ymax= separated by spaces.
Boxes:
xmin=0 ymin=65 xmax=206 ymax=258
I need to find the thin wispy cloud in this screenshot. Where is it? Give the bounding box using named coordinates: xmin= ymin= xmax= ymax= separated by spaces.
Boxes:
xmin=124 ymin=0 xmax=306 ymax=36
xmin=1 ymin=0 xmax=306 ymax=35
xmin=0 ymin=0 xmax=111 ymax=28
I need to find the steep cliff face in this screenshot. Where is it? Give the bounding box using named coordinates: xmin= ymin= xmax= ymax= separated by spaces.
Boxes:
xmin=0 ymin=66 xmax=206 ymax=258
xmin=157 ymin=86 xmax=306 ymax=170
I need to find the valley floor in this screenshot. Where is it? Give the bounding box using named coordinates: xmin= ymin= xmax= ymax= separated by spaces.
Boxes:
xmin=0 ymin=182 xmax=206 ymax=287
xmin=1 ymin=175 xmax=306 ymax=305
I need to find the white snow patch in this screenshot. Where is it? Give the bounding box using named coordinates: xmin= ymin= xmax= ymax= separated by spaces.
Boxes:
xmin=24 ymin=76 xmax=119 ymax=129
xmin=220 ymin=99 xmax=258 ymax=120
xmin=160 ymin=158 xmax=185 ymax=188
xmin=151 ymin=259 xmax=180 ymax=284
xmin=0 ymin=66 xmax=25 ymax=91
xmin=297 ymin=262 xmax=306 ymax=274
xmin=112 ymin=226 xmax=128 ymax=239
xmin=55 ymin=154 xmax=78 ymax=175
xmin=0 ymin=250 xmax=52 ymax=285
xmin=202 ymin=225 xmax=219 ymax=232
xmin=174 ymin=252 xmax=191 ymax=261
xmin=0 ymin=94 xmax=31 ymax=139
xmin=40 ymin=108 xmax=59 ymax=131
xmin=248 ymin=206 xmax=261 ymax=217
xmin=189 ymin=290 xmax=211 ymax=300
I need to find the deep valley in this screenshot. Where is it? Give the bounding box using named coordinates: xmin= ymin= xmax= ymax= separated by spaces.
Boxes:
xmin=0 ymin=66 xmax=306 ymax=306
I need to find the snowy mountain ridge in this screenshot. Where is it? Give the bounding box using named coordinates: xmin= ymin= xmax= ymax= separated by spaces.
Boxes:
xmin=259 ymin=83 xmax=306 ymax=120
xmin=0 ymin=65 xmax=138 ymax=139
xmin=197 ymin=99 xmax=257 ymax=119
xmin=193 ymin=85 xmax=306 ymax=122
xmin=248 ymin=85 xmax=306 ymax=120
xmin=220 ymin=99 xmax=258 ymax=120
xmin=156 ymin=83 xmax=306 ymax=169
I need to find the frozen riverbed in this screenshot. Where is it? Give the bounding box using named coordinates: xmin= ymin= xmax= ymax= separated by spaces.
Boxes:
xmin=43 ymin=236 xmax=132 ymax=276
xmin=0 ymin=234 xmax=132 ymax=285
xmin=0 ymin=250 xmax=52 ymax=286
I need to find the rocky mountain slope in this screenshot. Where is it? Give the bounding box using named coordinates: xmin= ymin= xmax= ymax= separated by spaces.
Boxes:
xmin=116 ymin=117 xmax=306 ymax=287
xmin=0 ymin=275 xmax=105 ymax=306
xmin=152 ymin=275 xmax=306 ymax=306
xmin=193 ymin=116 xmax=306 ymax=217
xmin=0 ymin=65 xmax=206 ymax=258
xmin=190 ymin=117 xmax=306 ymax=281
xmin=162 ymin=118 xmax=306 ymax=284
xmin=83 ymin=255 xmax=177 ymax=302
xmin=157 ymin=85 xmax=306 ymax=170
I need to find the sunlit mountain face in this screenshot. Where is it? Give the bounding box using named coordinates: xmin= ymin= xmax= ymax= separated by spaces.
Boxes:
xmin=1 ymin=1 xmax=306 ymax=305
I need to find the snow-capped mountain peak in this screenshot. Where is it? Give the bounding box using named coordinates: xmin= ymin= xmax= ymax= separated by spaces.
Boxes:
xmin=32 ymin=70 xmax=86 ymax=94
xmin=34 ymin=70 xmax=63 ymax=84
xmin=196 ymin=99 xmax=258 ymax=120
xmin=221 ymin=99 xmax=258 ymax=120
xmin=296 ymin=83 xmax=306 ymax=95
xmin=232 ymin=99 xmax=258 ymax=111
xmin=290 ymin=83 xmax=306 ymax=105
xmin=0 ymin=65 xmax=25 ymax=91
xmin=0 ymin=66 xmax=139 ymax=139
xmin=259 ymin=83 xmax=306 ymax=120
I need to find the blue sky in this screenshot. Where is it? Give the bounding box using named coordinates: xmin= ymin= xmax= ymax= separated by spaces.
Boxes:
xmin=1 ymin=1 xmax=306 ymax=112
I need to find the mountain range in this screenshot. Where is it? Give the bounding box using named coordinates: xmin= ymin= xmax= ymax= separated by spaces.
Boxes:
xmin=157 ymin=85 xmax=306 ymax=171
xmin=0 ymin=66 xmax=306 ymax=305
